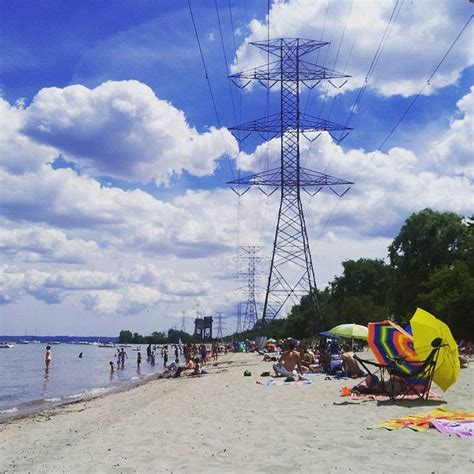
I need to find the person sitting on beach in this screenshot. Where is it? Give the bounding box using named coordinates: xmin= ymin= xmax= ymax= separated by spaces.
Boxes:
xmin=340 ymin=351 xmax=364 ymax=378
xmin=172 ymin=358 xmax=195 ymax=378
xmin=188 ymin=357 xmax=208 ymax=377
xmin=158 ymin=358 xmax=181 ymax=378
xmin=273 ymin=342 xmax=302 ymax=379
xmin=166 ymin=358 xmax=180 ymax=371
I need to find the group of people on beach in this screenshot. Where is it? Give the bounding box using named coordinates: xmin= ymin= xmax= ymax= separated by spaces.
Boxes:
xmin=157 ymin=342 xmax=223 ymax=378
xmin=263 ymin=339 xmax=364 ymax=382
xmin=106 ymin=342 xmax=225 ymax=377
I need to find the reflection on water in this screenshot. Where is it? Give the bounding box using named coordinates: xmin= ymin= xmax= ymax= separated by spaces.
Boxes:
xmin=43 ymin=368 xmax=50 ymax=397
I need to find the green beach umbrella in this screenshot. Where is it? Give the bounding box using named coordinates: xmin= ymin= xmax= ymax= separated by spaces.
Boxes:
xmin=327 ymin=323 xmax=368 ymax=340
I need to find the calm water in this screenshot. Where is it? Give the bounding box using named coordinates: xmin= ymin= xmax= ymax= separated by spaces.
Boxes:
xmin=0 ymin=343 xmax=179 ymax=420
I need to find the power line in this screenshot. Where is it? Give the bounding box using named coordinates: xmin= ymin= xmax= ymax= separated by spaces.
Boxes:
xmin=355 ymin=13 xmax=473 ymax=181
xmin=316 ymin=13 xmax=473 ymax=242
xmin=313 ymin=0 xmax=403 ymax=175
xmin=215 ymin=0 xmax=238 ymax=122
xmin=187 ymin=0 xmax=235 ymax=179
xmin=344 ymin=0 xmax=404 ymax=129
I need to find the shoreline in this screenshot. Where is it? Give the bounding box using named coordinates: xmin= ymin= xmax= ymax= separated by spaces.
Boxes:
xmin=0 ymin=355 xmax=237 ymax=426
xmin=0 ymin=356 xmax=230 ymax=425
xmin=1 ymin=353 xmax=472 ymax=472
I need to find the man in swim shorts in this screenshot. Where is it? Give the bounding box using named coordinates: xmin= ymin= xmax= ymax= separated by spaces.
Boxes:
xmin=273 ymin=342 xmax=302 ymax=378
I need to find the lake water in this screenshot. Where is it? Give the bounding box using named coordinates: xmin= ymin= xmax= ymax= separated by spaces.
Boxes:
xmin=0 ymin=343 xmax=181 ymax=420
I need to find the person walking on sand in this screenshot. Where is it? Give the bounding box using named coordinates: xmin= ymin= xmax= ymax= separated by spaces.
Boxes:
xmin=45 ymin=345 xmax=52 ymax=370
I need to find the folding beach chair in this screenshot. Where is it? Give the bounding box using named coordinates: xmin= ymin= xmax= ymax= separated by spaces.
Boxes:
xmin=352 ymin=338 xmax=442 ymax=400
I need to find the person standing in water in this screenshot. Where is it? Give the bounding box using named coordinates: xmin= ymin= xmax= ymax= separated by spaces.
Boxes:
xmin=137 ymin=351 xmax=142 ymax=369
xmin=45 ymin=345 xmax=52 ymax=370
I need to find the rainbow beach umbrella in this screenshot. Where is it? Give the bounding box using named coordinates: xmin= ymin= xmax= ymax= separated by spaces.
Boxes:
xmin=368 ymin=320 xmax=420 ymax=374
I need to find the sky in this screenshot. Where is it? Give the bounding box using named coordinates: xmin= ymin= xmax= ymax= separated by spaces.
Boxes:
xmin=0 ymin=0 xmax=473 ymax=337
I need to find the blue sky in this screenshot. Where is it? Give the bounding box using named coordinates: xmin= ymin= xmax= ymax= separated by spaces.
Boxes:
xmin=0 ymin=0 xmax=472 ymax=336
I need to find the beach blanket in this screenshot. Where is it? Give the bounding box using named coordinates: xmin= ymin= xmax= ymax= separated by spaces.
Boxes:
xmin=431 ymin=419 xmax=474 ymax=438
xmin=256 ymin=379 xmax=313 ymax=387
xmin=370 ymin=408 xmax=474 ymax=435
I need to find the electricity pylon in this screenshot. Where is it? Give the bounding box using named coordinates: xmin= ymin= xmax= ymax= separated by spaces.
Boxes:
xmin=215 ymin=312 xmax=225 ymax=339
xmin=235 ymin=246 xmax=263 ymax=331
xmin=228 ymin=38 xmax=353 ymax=325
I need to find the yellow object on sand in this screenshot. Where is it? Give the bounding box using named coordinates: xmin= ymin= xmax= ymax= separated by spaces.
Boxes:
xmin=371 ymin=408 xmax=474 ymax=432
xmin=410 ymin=308 xmax=460 ymax=392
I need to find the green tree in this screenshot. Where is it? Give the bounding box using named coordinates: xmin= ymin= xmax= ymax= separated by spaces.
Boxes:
xmin=330 ymin=258 xmax=393 ymax=325
xmin=389 ymin=209 xmax=468 ymax=319
xmin=132 ymin=332 xmax=145 ymax=343
xmin=119 ymin=330 xmax=133 ymax=343
xmin=167 ymin=329 xmax=191 ymax=344
xmin=418 ymin=261 xmax=474 ymax=339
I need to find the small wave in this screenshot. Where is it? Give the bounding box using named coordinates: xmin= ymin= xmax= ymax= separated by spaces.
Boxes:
xmin=44 ymin=397 xmax=61 ymax=403
xmin=64 ymin=387 xmax=109 ymax=400
xmin=0 ymin=407 xmax=19 ymax=414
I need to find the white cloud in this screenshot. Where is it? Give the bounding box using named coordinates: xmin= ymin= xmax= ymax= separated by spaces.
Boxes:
xmin=22 ymin=80 xmax=238 ymax=184
xmin=0 ymin=226 xmax=100 ymax=263
xmin=0 ymin=98 xmax=57 ymax=174
xmin=233 ymin=0 xmax=473 ymax=97
xmin=82 ymin=287 xmax=176 ymax=316
xmin=1 ymin=80 xmax=472 ymax=322
xmin=430 ymin=86 xmax=474 ymax=177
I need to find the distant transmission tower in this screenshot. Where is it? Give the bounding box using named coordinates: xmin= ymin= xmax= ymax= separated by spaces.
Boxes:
xmin=180 ymin=310 xmax=187 ymax=332
xmin=235 ymin=302 xmax=243 ymax=334
xmin=228 ymin=38 xmax=353 ymax=325
xmin=236 ymin=246 xmax=262 ymax=331
xmin=215 ymin=312 xmax=225 ymax=339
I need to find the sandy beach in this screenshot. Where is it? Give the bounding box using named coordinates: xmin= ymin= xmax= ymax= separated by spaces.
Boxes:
xmin=0 ymin=352 xmax=472 ymax=473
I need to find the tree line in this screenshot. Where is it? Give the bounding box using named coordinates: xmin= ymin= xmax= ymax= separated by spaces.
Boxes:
xmin=119 ymin=329 xmax=193 ymax=344
xmin=263 ymin=209 xmax=473 ymax=340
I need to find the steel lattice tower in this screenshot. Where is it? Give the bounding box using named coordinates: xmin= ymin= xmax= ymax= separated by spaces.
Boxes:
xmin=235 ymin=302 xmax=242 ymax=334
xmin=228 ymin=38 xmax=353 ymax=325
xmin=215 ymin=312 xmax=225 ymax=339
xmin=235 ymin=246 xmax=262 ymax=331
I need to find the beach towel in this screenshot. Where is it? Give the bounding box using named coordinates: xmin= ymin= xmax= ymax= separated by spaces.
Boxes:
xmin=339 ymin=386 xmax=438 ymax=400
xmin=256 ymin=379 xmax=313 ymax=387
xmin=431 ymin=419 xmax=474 ymax=438
xmin=370 ymin=408 xmax=474 ymax=434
